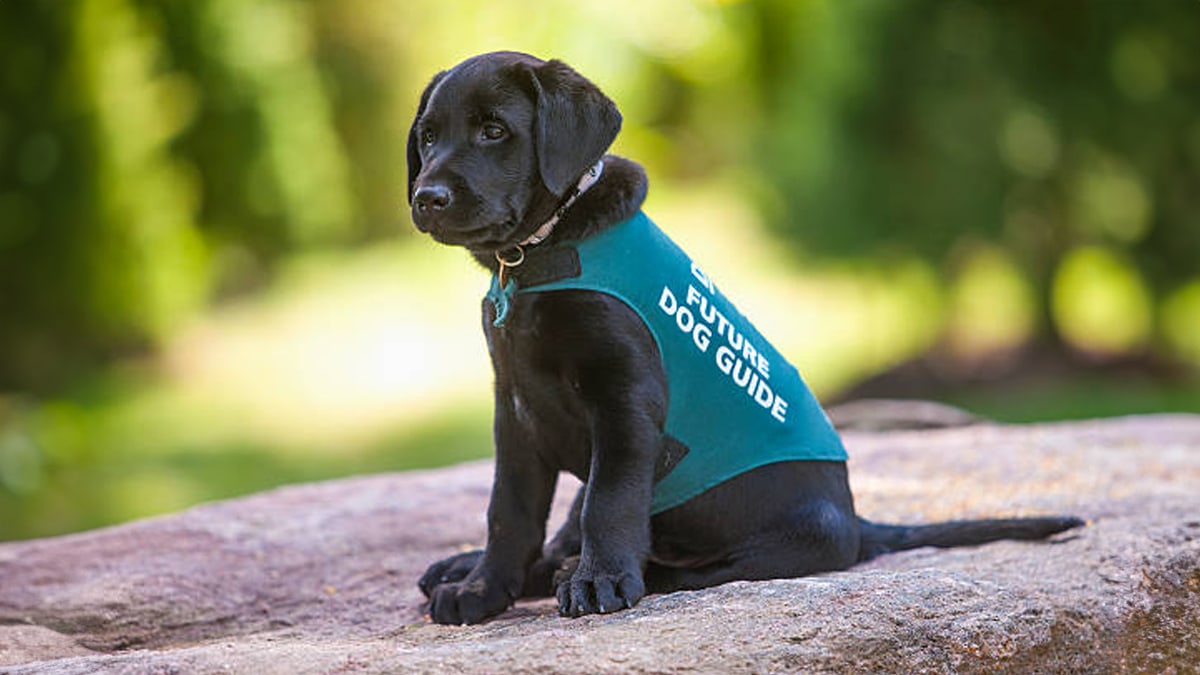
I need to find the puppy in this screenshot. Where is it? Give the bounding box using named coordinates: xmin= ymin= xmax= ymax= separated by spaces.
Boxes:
xmin=408 ymin=51 xmax=1083 ymax=625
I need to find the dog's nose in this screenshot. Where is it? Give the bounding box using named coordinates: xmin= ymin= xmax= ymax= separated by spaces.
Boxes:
xmin=413 ymin=184 xmax=452 ymax=213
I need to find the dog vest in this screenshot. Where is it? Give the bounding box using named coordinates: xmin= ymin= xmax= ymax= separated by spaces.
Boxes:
xmin=487 ymin=211 xmax=848 ymax=514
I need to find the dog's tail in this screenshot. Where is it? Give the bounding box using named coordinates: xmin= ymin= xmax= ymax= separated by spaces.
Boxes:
xmin=856 ymin=515 xmax=1085 ymax=562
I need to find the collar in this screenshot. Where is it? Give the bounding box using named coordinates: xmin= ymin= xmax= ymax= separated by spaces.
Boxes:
xmin=521 ymin=159 xmax=605 ymax=246
xmin=495 ymin=159 xmax=604 ymax=287
xmin=487 ymin=160 xmax=605 ymax=326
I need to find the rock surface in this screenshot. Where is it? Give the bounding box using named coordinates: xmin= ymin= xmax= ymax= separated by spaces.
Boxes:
xmin=1 ymin=414 xmax=1198 ymax=674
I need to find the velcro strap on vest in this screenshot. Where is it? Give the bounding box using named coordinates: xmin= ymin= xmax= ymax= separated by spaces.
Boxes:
xmin=656 ymin=434 xmax=690 ymax=484
xmin=510 ymin=246 xmax=582 ymax=288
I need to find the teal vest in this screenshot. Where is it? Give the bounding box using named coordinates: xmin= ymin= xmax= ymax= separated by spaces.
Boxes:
xmin=487 ymin=211 xmax=847 ymax=514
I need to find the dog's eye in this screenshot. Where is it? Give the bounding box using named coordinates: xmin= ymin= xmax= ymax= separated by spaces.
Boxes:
xmin=421 ymin=129 xmax=436 ymax=146
xmin=481 ymin=122 xmax=507 ymax=142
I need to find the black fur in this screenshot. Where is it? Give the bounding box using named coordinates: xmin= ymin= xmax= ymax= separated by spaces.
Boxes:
xmin=408 ymin=51 xmax=1084 ymax=625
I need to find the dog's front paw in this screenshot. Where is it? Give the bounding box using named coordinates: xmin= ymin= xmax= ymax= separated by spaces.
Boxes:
xmin=418 ymin=549 xmax=484 ymax=598
xmin=427 ymin=575 xmax=515 ymax=625
xmin=556 ymin=559 xmax=645 ymax=618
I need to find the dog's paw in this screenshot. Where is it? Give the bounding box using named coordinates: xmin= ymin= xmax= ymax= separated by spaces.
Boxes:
xmin=556 ymin=560 xmax=645 ymax=618
xmin=427 ymin=576 xmax=514 ymax=625
xmin=418 ymin=549 xmax=484 ymax=598
xmin=550 ymin=554 xmax=580 ymax=590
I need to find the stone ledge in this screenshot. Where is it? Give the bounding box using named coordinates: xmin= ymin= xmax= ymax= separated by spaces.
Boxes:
xmin=1 ymin=415 xmax=1197 ymax=673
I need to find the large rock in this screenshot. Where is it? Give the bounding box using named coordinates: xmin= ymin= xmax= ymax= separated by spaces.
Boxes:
xmin=1 ymin=415 xmax=1197 ymax=673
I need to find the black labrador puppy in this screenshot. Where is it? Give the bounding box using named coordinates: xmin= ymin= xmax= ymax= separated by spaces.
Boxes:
xmin=408 ymin=51 xmax=1083 ymax=625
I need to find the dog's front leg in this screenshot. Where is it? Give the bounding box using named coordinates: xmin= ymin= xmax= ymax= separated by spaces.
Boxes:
xmin=427 ymin=394 xmax=556 ymax=625
xmin=557 ymin=396 xmax=658 ymax=617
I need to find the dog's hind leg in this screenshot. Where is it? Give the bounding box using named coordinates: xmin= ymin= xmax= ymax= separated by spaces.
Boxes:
xmin=644 ymin=498 xmax=861 ymax=593
xmin=418 ymin=549 xmax=485 ymax=598
xmin=523 ymin=485 xmax=585 ymax=596
xmin=419 ymin=486 xmax=587 ymax=600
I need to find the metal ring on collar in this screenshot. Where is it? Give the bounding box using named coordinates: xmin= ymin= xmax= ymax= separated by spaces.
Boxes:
xmin=495 ymin=245 xmax=525 ymax=268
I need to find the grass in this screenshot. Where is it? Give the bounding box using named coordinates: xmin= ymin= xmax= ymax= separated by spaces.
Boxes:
xmin=0 ymin=384 xmax=494 ymax=541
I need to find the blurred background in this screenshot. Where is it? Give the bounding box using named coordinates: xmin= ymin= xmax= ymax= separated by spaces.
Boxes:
xmin=2 ymin=0 xmax=1198 ymax=541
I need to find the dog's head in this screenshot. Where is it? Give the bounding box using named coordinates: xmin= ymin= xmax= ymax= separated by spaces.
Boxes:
xmin=407 ymin=52 xmax=622 ymax=252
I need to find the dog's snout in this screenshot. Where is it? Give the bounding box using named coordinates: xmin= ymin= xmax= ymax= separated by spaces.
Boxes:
xmin=413 ymin=184 xmax=452 ymax=213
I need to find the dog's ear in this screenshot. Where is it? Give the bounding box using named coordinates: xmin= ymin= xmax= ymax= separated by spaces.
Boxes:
xmin=527 ymin=60 xmax=622 ymax=197
xmin=407 ymin=70 xmax=446 ymax=205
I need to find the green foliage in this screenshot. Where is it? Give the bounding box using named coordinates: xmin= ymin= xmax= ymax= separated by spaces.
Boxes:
xmin=7 ymin=0 xmax=1196 ymax=390
xmin=0 ymin=0 xmax=377 ymax=391
xmin=746 ymin=0 xmax=1200 ymax=326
